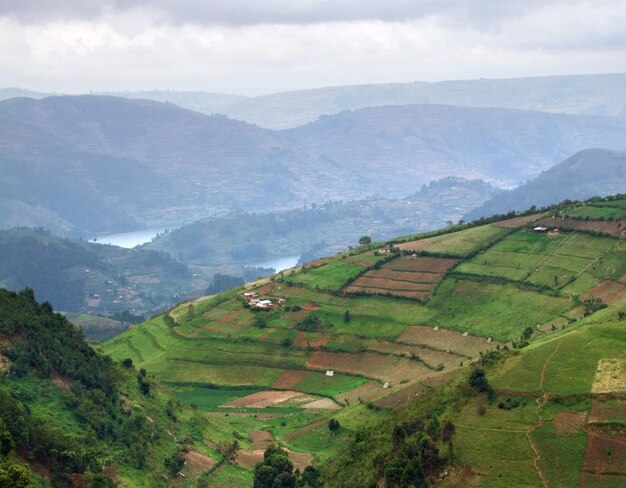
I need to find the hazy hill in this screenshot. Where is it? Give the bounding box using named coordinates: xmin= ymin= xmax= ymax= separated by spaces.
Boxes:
xmin=3 ymin=96 xmax=626 ymax=235
xmin=145 ymin=177 xmax=500 ymax=265
xmin=221 ymin=72 xmax=626 ymax=128
xmin=466 ymin=148 xmax=626 ymax=220
xmin=286 ymin=104 xmax=626 ymax=189
xmin=0 ymin=228 xmax=211 ymax=315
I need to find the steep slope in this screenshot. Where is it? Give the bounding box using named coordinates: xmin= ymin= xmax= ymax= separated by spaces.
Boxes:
xmin=0 ymin=288 xmax=239 ymax=487
xmin=0 ymin=228 xmax=210 ymax=316
xmin=222 ymin=72 xmax=626 ymax=128
xmin=144 ymin=177 xmax=500 ymax=265
xmin=467 ymin=149 xmax=626 ymax=220
xmin=104 ymin=196 xmax=626 ymax=486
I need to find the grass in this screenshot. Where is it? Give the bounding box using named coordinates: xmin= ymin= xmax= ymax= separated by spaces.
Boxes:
xmin=532 ymin=422 xmax=586 ymax=487
xmin=172 ymin=386 xmax=262 ymax=411
xmin=206 ymin=463 xmax=253 ymax=488
xmin=284 ymin=259 xmax=368 ymax=291
xmin=294 ymin=372 xmax=368 ymax=397
xmin=426 ymin=278 xmax=572 ymax=341
xmin=408 ymin=224 xmax=510 ymax=257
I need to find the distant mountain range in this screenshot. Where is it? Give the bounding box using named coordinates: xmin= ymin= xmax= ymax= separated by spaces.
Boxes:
xmin=466 ymin=149 xmax=626 ymax=220
xmin=5 ymin=72 xmax=626 ymax=129
xmin=3 ymin=95 xmax=626 ymax=236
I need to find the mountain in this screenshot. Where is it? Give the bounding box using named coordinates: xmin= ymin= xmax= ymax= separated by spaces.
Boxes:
xmin=220 ymin=72 xmax=626 ymax=128
xmin=286 ymin=104 xmax=626 ymax=189
xmin=0 ymin=228 xmax=212 ymax=316
xmin=4 ymin=96 xmax=626 ymax=236
xmin=0 ymin=288 xmax=240 ymax=487
xmin=144 ymin=177 xmax=501 ymax=265
xmin=104 ymin=196 xmax=626 ymax=487
xmin=100 ymin=90 xmax=248 ymax=114
xmin=466 ymin=148 xmax=626 ymax=220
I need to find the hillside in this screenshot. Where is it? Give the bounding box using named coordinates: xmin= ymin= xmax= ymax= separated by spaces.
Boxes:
xmin=286 ymin=104 xmax=626 ymax=190
xmin=4 ymin=97 xmax=626 ymax=236
xmin=467 ymin=148 xmax=626 ymax=220
xmin=144 ymin=177 xmax=500 ymax=265
xmin=217 ymin=72 xmax=626 ymax=128
xmin=0 ymin=228 xmax=212 ymax=317
xmin=104 ymin=196 xmax=626 ymax=486
xmin=0 ymin=288 xmax=242 ymax=487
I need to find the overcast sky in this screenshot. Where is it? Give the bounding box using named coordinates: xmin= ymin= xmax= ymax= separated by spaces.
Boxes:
xmin=1 ymin=0 xmax=626 ymax=95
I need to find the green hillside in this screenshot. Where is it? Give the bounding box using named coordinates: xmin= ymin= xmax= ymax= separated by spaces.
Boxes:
xmin=0 ymin=288 xmax=242 ymax=487
xmin=103 ymin=196 xmax=626 ymax=486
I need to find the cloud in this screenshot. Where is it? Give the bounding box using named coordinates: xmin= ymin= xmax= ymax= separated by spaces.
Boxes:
xmin=0 ymin=1 xmax=625 ymax=95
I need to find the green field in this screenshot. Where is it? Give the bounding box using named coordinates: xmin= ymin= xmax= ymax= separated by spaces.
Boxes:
xmin=561 ymin=199 xmax=626 ymax=220
xmin=284 ymin=259 xmax=368 ymax=291
xmin=401 ymin=224 xmax=510 ymax=257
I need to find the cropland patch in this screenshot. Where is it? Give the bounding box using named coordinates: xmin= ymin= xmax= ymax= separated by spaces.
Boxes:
xmin=306 ymin=350 xmax=437 ymax=385
xmin=272 ymin=370 xmax=308 ymax=389
xmin=369 ymin=340 xmax=462 ymax=370
xmin=395 ymin=224 xmax=509 ymax=257
xmin=583 ymin=280 xmax=626 ymax=305
xmin=537 ymin=216 xmax=626 ymax=236
xmin=492 ymin=213 xmax=544 ymax=228
xmin=554 ymin=411 xmax=587 ymax=435
xmin=398 ymin=325 xmax=498 ymax=358
xmin=223 ymin=390 xmax=303 ymax=408
xmin=344 ymin=256 xmax=457 ymax=300
xmin=588 ymin=400 xmax=626 ymax=426
xmin=592 ymin=359 xmax=626 ymax=393
xmin=235 ymin=447 xmax=313 ymax=472
xmin=582 ymin=428 xmax=626 ymax=477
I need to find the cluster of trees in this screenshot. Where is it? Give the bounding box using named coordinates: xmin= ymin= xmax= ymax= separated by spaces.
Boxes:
xmin=253 ymin=446 xmax=321 ymax=488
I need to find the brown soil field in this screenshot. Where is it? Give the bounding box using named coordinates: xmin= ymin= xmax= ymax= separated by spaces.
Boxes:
xmin=285 ymin=309 xmax=309 ymax=322
xmin=284 ymin=419 xmax=328 ymax=442
xmin=250 ymin=430 xmax=273 ymax=447
xmin=258 ymin=328 xmax=277 ymax=342
xmin=350 ymin=276 xmax=435 ymax=291
xmin=588 ymin=400 xmax=626 ymax=424
xmin=235 ymin=448 xmax=313 ymax=472
xmin=363 ymin=268 xmax=443 ymax=283
xmin=554 ymin=411 xmax=587 ymax=435
xmin=184 ymin=450 xmax=217 ymax=473
xmin=537 ymin=216 xmax=626 ymax=236
xmin=384 ymin=256 xmax=459 ymax=273
xmin=302 ymin=258 xmax=331 ymax=270
xmin=272 ymin=370 xmax=308 ymax=389
xmin=583 ymin=280 xmax=626 ymax=305
xmin=302 ymin=301 xmax=321 ymax=311
xmin=344 ymin=285 xmax=429 ymax=300
xmin=301 ymin=398 xmax=340 ymax=410
xmin=216 ymin=310 xmax=241 ymax=324
xmin=306 ymin=350 xmax=434 ymax=384
xmin=293 ymin=332 xmax=328 ymax=349
xmin=492 ymin=213 xmax=544 ymax=228
xmin=335 ymin=381 xmax=388 ymax=405
xmin=580 ymin=472 xmax=626 ymax=487
xmin=592 ymin=359 xmax=626 ymax=394
xmin=224 ymin=390 xmax=303 ymax=408
xmin=398 ymin=326 xmax=499 ymax=358
xmin=369 ymin=340 xmax=463 ymax=370
xmin=582 ymin=428 xmax=626 ymax=475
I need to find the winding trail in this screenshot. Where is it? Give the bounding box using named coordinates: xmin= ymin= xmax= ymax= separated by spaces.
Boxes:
xmin=526 ymin=342 xmax=562 ymax=488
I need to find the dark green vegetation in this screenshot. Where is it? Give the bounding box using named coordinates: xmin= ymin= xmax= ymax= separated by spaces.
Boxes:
xmin=0 ymin=288 xmax=238 ymax=487
xmin=103 ymin=196 xmax=626 ymax=486
xmin=4 ymin=96 xmax=626 ymax=235
xmin=468 ymin=149 xmax=626 ymax=220
xmin=144 ymin=177 xmax=500 ymax=265
xmin=0 ymin=228 xmax=213 ymax=318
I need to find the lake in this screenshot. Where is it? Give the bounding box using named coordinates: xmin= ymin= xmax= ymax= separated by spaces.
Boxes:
xmin=248 ymin=255 xmax=300 ymax=274
xmin=95 ymin=228 xmax=165 ymax=248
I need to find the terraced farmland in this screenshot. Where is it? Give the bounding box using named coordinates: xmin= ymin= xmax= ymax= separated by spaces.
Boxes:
xmin=102 ymin=200 xmax=626 ymax=487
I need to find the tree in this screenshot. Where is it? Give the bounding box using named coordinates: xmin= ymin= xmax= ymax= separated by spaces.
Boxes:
xmin=469 ymin=368 xmax=494 ymax=400
xmin=358 ymin=236 xmax=372 ymax=245
xmin=441 ymin=420 xmax=456 ymax=463
xmin=0 ymin=461 xmax=34 ymax=488
xmin=328 ymin=418 xmax=340 ymax=436
xmin=122 ymin=358 xmax=133 ymax=368
xmin=343 ymin=310 xmax=351 ymax=323
xmin=521 ymin=326 xmax=534 ymax=340
xmin=254 ymin=315 xmax=268 ymax=328
xmin=253 ymin=446 xmax=296 ymax=488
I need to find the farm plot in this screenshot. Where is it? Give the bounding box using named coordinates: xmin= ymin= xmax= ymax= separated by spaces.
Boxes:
xmin=284 ymin=259 xmax=368 ymax=291
xmin=395 ymin=224 xmax=509 ymax=257
xmin=344 ymin=256 xmax=457 ymax=300
xmin=582 ymin=428 xmax=626 ymax=478
xmin=492 ymin=213 xmax=545 ymax=228
xmin=561 ymin=200 xmax=626 ymax=220
xmin=222 ymin=390 xmax=338 ymax=410
xmin=305 ymin=350 xmax=438 ymax=385
xmin=536 ymin=216 xmax=626 ymax=236
xmin=369 ymin=340 xmax=465 ymax=370
xmin=397 ymin=325 xmax=497 ymax=358
xmin=583 ymin=280 xmax=626 ymax=305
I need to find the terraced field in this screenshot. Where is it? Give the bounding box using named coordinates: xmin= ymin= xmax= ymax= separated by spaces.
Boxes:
xmin=102 ymin=201 xmax=626 ymax=486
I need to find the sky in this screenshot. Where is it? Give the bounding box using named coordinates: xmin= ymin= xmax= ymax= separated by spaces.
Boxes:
xmin=1 ymin=0 xmax=626 ymax=96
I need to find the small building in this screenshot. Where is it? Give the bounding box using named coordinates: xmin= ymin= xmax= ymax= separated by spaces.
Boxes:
xmin=379 ymin=246 xmax=391 ymax=254
xmin=254 ymin=299 xmax=273 ymax=310
xmin=533 ymin=226 xmax=549 ymax=233
xmin=325 ymin=370 xmax=334 ymax=377
xmin=243 ymin=292 xmax=258 ymax=302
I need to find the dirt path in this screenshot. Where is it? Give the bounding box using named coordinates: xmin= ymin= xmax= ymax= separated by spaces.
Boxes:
xmin=526 ymin=342 xmax=562 ymax=488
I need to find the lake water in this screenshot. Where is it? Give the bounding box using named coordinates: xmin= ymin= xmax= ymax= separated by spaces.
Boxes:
xmin=95 ymin=229 xmax=165 ymax=248
xmin=248 ymin=255 xmax=300 ymax=273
